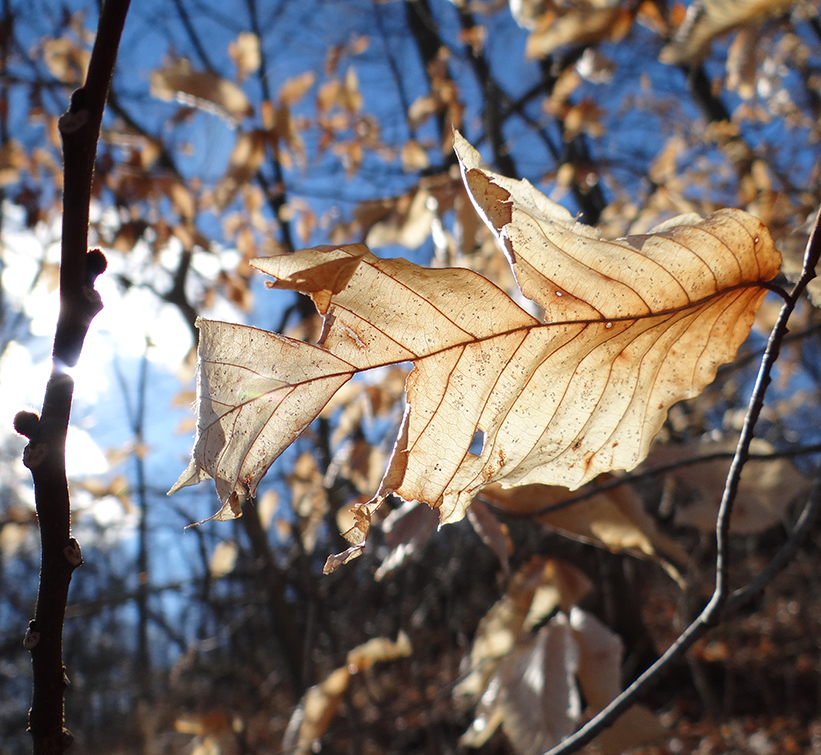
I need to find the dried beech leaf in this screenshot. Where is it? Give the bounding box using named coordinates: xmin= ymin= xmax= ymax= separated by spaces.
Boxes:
xmin=42 ymin=36 xmax=90 ymax=85
xmin=209 ymin=540 xmax=238 ymax=579
xmin=288 ymin=452 xmax=328 ymax=552
xmin=526 ymin=7 xmax=632 ymax=60
xmin=455 ymin=556 xmax=591 ymax=707
xmin=228 ymin=32 xmax=261 ymax=81
xmin=462 ymin=607 xmax=664 ymax=754
xmin=374 ymin=500 xmax=439 ymax=580
xmin=660 ymin=0 xmax=797 ymax=65
xmin=652 ymin=438 xmax=810 ymax=534
xmin=346 ymin=630 xmax=412 ymax=670
xmin=571 ymin=608 xmax=666 ymax=753
xmin=283 ymin=632 xmax=411 ymax=755
xmin=172 ymin=132 xmax=779 ymax=565
xmin=150 ymin=59 xmax=253 ymax=123
xmin=212 ymin=129 xmax=266 ymax=211
xmin=455 ymin=556 xmax=550 ymax=703
xmin=481 ymin=480 xmax=689 ymax=577
xmin=726 ymin=27 xmax=760 ymax=100
xmin=466 ymin=498 xmax=513 ymax=576
xmin=278 ymin=71 xmax=317 ymax=106
xmin=461 ymin=614 xmax=580 ymax=753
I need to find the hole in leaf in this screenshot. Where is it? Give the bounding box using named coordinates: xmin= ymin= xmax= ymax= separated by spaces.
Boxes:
xmin=469 ymin=429 xmax=485 ymax=456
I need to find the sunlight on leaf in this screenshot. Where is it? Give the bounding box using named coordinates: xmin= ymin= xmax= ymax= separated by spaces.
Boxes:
xmin=171 ymin=132 xmax=780 ymax=571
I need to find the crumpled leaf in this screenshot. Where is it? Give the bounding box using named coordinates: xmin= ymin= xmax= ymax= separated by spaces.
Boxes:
xmin=525 ymin=5 xmax=632 ymax=60
xmin=150 ymin=58 xmax=254 ymax=123
xmin=479 ymin=478 xmax=689 ymax=581
xmin=459 ymin=599 xmax=665 ymax=755
xmin=454 ymin=557 xmax=589 ymax=705
xmin=282 ymin=632 xmax=411 ymax=755
xmin=460 ymin=614 xmax=580 ymax=753
xmin=171 ymin=132 xmax=779 ymax=567
xmin=660 ymin=0 xmax=798 ymax=65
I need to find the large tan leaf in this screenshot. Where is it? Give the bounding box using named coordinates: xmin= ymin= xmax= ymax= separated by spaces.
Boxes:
xmin=171 ymin=132 xmax=779 ymax=559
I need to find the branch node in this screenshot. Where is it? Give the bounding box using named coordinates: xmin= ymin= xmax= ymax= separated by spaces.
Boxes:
xmin=82 ymin=285 xmax=104 ymax=311
xmin=86 ymin=248 xmax=108 ymax=284
xmin=23 ymin=621 xmax=40 ymax=650
xmin=13 ymin=410 xmax=40 ymax=440
xmin=22 ymin=443 xmax=47 ymax=470
xmin=62 ymin=538 xmax=83 ymax=568
xmin=58 ymin=108 xmax=89 ymax=135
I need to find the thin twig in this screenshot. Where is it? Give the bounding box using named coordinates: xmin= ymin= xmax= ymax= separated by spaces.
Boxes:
xmin=544 ymin=210 xmax=821 ymax=755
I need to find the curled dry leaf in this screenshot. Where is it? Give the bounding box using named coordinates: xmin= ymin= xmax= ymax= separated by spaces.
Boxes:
xmin=526 ymin=6 xmax=632 ymax=60
xmin=212 ymin=129 xmax=266 ymax=211
xmin=150 ymin=58 xmax=253 ymax=123
xmin=170 ymin=131 xmax=779 ymax=570
xmin=460 ymin=595 xmax=665 ymax=754
xmin=466 ymin=498 xmax=513 ymax=577
xmin=228 ymin=31 xmax=260 ymax=82
xmin=660 ymin=0 xmax=798 ymax=66
xmin=480 ymin=478 xmax=689 ymax=581
xmin=42 ymin=36 xmax=90 ymax=86
xmin=650 ymin=437 xmax=810 ymax=534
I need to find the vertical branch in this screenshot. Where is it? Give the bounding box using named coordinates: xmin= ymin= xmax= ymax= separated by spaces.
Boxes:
xmin=15 ymin=1 xmax=131 ymax=752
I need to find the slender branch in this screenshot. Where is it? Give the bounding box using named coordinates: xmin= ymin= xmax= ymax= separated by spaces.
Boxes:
xmin=17 ymin=2 xmax=131 ymax=752
xmin=544 ymin=208 xmax=821 ymax=755
xmin=171 ymin=0 xmax=216 ymax=72
xmin=456 ymin=8 xmax=516 ymax=178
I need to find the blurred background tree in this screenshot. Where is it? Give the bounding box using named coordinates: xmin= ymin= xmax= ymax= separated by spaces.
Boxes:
xmin=2 ymin=0 xmax=821 ymax=753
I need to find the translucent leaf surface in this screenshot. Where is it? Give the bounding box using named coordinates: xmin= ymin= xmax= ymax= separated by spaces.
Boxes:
xmin=172 ymin=133 xmax=780 ymax=561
